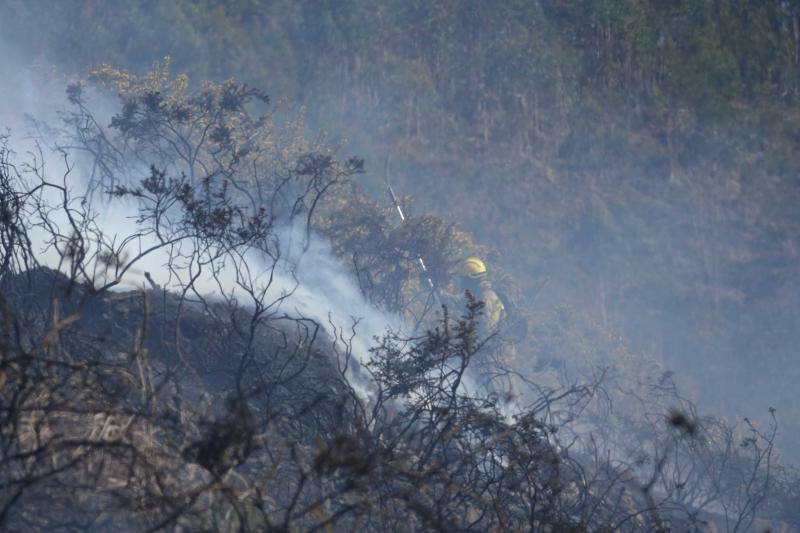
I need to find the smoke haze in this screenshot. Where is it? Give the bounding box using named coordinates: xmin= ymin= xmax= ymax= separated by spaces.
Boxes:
xmin=1 ymin=3 xmax=799 ymax=463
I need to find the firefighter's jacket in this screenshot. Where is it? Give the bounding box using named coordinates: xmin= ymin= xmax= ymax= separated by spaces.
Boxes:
xmin=477 ymin=280 xmax=505 ymax=333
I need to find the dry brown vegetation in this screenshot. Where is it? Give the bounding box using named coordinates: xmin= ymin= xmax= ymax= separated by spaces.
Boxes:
xmin=0 ymin=67 xmax=793 ymax=531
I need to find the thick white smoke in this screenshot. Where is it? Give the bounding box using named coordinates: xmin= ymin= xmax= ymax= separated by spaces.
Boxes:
xmin=0 ymin=43 xmax=406 ymax=400
xmin=0 ymin=42 xmax=504 ymax=413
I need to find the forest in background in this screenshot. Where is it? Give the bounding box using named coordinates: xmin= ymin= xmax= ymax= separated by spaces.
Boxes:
xmin=2 ymin=0 xmax=799 ymax=463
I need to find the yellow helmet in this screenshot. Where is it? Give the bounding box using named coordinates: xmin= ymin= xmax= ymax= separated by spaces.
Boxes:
xmin=461 ymin=257 xmax=488 ymax=279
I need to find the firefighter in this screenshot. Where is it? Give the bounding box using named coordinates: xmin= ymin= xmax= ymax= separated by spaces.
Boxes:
xmin=456 ymin=256 xmax=518 ymax=400
xmin=459 ymin=257 xmax=506 ymax=333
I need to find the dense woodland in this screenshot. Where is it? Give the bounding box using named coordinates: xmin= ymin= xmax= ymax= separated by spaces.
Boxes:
xmin=1 ymin=1 xmax=800 ymax=530
xmin=5 ymin=0 xmax=798 ymax=442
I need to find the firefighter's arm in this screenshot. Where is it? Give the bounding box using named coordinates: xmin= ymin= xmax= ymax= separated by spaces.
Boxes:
xmin=483 ymin=289 xmax=505 ymax=330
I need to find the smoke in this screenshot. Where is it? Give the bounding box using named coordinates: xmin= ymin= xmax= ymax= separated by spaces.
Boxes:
xmin=0 ymin=20 xmax=518 ymax=415
xmin=0 ymin=34 xmax=408 ymax=402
